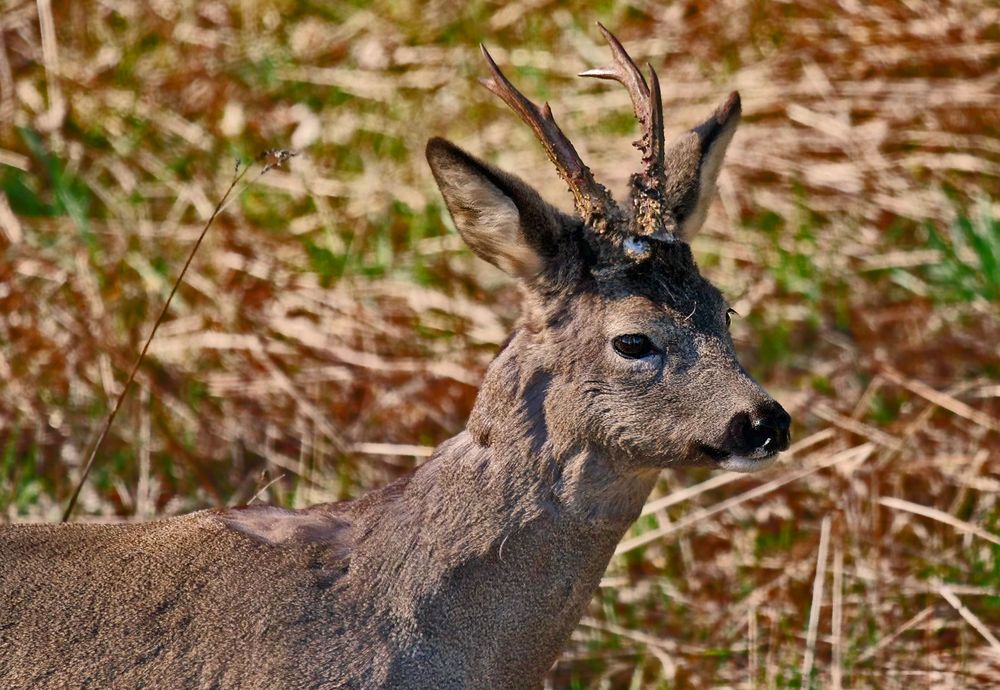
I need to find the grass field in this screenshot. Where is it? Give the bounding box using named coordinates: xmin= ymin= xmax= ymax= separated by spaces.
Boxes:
xmin=1 ymin=1 xmax=998 ymax=687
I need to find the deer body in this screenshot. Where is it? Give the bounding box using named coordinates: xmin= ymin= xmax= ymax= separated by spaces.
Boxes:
xmin=1 ymin=28 xmax=791 ymax=690
xmin=2 ymin=430 xmax=653 ymax=689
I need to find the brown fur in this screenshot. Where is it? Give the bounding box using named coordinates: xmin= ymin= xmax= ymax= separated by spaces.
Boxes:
xmin=0 ymin=44 xmax=789 ymax=690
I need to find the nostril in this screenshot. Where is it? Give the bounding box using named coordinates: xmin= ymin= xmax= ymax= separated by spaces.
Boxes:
xmin=748 ymin=418 xmax=777 ymax=452
xmin=725 ymin=411 xmax=753 ymax=452
xmin=752 ymin=401 xmax=792 ymax=452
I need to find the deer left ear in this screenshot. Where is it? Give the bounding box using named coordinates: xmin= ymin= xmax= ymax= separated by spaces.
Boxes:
xmin=426 ymin=137 xmax=563 ymax=281
xmin=669 ymin=92 xmax=741 ymax=241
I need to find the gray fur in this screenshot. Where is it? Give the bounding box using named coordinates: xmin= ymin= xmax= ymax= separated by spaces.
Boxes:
xmin=0 ymin=65 xmax=786 ymax=690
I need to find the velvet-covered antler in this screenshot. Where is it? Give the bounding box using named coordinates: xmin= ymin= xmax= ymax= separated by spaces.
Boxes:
xmin=479 ymin=45 xmax=621 ymax=231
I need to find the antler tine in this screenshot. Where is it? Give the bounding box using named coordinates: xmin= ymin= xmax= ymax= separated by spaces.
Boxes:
xmin=646 ymin=63 xmax=665 ymax=172
xmin=479 ymin=44 xmax=616 ymax=225
xmin=580 ymin=23 xmax=665 ymax=176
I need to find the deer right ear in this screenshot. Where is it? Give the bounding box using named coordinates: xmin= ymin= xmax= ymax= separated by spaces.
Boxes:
xmin=426 ymin=137 xmax=561 ymax=280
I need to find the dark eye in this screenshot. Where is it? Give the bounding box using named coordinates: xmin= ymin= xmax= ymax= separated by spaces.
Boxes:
xmin=612 ymin=334 xmax=657 ymax=359
xmin=725 ymin=308 xmax=739 ymax=328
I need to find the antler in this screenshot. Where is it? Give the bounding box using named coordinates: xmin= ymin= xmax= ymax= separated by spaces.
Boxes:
xmin=579 ymin=23 xmax=665 ymax=177
xmin=580 ymin=24 xmax=677 ymax=238
xmin=479 ymin=44 xmax=619 ymax=229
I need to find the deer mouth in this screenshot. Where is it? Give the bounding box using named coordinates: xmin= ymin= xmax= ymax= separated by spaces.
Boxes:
xmin=696 ymin=443 xmax=779 ymax=473
xmin=696 ymin=443 xmax=731 ymax=463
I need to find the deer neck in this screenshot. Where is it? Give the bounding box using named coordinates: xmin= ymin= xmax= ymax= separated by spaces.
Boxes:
xmin=347 ymin=341 xmax=658 ymax=682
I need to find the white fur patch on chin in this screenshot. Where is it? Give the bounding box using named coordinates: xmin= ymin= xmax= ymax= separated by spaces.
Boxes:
xmin=718 ymin=454 xmax=778 ymax=473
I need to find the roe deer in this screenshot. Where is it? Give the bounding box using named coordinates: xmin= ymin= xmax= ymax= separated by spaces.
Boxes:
xmin=0 ymin=26 xmax=791 ymax=690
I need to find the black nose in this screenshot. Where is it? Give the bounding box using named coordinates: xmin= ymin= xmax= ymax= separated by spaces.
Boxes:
xmin=725 ymin=401 xmax=791 ymax=456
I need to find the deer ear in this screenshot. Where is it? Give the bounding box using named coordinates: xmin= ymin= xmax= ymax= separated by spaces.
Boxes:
xmin=426 ymin=137 xmax=561 ymax=280
xmin=668 ymin=92 xmax=741 ymax=241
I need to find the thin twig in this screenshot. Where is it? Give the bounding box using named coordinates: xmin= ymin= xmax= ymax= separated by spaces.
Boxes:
xmin=880 ymin=365 xmax=1000 ymax=433
xmin=857 ymin=606 xmax=935 ymax=663
xmin=352 ymin=442 xmax=435 ymax=457
xmin=879 ymin=496 xmax=1000 ymax=547
xmin=800 ymin=515 xmax=832 ymax=690
xmin=578 ymin=616 xmax=681 ymax=654
xmin=248 ymin=473 xmax=287 ymax=505
xmin=35 ymin=0 xmax=66 ymax=131
xmin=136 ymin=384 xmax=152 ymax=520
xmin=831 ymin=538 xmax=844 ymax=690
xmin=61 ymin=152 xmax=295 ymax=522
xmin=749 ymin=604 xmax=758 ymax=690
xmin=938 ymin=583 xmax=1000 ymax=656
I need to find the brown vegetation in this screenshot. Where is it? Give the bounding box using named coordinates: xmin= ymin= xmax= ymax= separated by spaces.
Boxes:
xmin=1 ymin=1 xmax=997 ymax=687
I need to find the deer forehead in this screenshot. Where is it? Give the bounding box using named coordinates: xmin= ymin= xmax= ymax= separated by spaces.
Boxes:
xmin=582 ymin=254 xmax=728 ymax=328
xmin=596 ymin=291 xmax=725 ymax=338
xmin=598 ymin=295 xmax=672 ymax=331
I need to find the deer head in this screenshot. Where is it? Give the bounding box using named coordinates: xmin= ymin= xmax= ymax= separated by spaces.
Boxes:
xmin=426 ymin=25 xmax=790 ymax=476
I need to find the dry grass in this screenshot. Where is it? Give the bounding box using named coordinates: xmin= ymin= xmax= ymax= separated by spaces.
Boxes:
xmin=1 ymin=1 xmax=998 ymax=687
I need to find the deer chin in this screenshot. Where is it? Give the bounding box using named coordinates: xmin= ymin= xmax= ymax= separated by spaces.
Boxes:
xmin=696 ymin=443 xmax=779 ymax=473
xmin=717 ymin=453 xmax=779 ymax=473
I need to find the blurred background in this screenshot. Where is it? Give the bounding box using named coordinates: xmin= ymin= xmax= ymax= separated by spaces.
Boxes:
xmin=1 ymin=0 xmax=997 ymax=687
